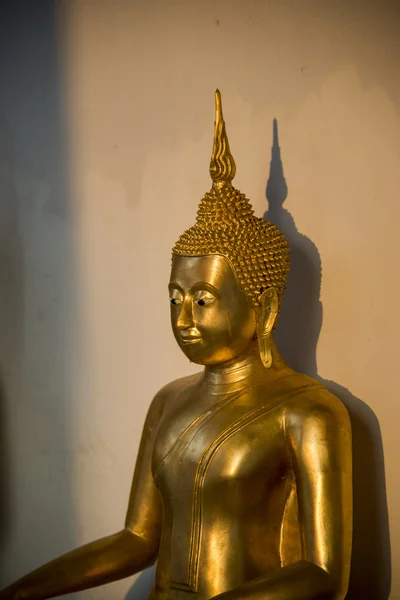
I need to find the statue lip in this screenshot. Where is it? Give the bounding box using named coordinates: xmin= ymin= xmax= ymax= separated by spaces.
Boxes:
xmin=180 ymin=336 xmax=202 ymax=345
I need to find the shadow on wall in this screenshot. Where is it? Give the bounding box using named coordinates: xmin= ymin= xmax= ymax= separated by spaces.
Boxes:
xmin=0 ymin=116 xmax=22 ymax=563
xmin=125 ymin=566 xmax=156 ymax=600
xmin=0 ymin=1 xmax=77 ymax=594
xmin=264 ymin=119 xmax=391 ymax=600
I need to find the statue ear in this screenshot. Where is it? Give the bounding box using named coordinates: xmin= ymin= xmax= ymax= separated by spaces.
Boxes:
xmin=257 ymin=287 xmax=278 ymax=369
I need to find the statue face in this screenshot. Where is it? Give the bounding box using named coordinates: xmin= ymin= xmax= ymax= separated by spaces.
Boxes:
xmin=169 ymin=255 xmax=256 ymax=366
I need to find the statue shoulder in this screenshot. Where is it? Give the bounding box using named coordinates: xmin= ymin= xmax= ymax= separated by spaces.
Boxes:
xmin=149 ymin=372 xmax=201 ymax=417
xmin=282 ymin=375 xmax=351 ymax=439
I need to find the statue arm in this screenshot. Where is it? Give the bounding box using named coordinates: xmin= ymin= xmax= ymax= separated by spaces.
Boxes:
xmin=0 ymin=393 xmax=165 ymax=600
xmin=213 ymin=395 xmax=352 ymax=600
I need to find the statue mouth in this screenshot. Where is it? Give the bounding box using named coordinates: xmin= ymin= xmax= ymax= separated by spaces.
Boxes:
xmin=180 ymin=337 xmax=202 ymax=345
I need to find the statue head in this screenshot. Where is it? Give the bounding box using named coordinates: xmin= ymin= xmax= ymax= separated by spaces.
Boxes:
xmin=170 ymin=91 xmax=290 ymax=367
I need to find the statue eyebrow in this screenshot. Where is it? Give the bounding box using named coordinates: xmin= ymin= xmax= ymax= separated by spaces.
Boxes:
xmin=168 ymin=281 xmax=219 ymax=296
xmin=190 ymin=282 xmax=219 ymax=295
xmin=168 ymin=281 xmax=184 ymax=293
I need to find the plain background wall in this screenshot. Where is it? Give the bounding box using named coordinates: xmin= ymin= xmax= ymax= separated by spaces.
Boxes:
xmin=1 ymin=0 xmax=400 ymax=598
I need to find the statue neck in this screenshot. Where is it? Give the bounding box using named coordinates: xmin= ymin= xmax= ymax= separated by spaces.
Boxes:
xmin=203 ymin=337 xmax=286 ymax=389
xmin=204 ymin=352 xmax=259 ymax=386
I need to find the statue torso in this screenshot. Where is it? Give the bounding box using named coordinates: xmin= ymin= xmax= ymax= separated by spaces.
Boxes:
xmin=151 ymin=365 xmax=330 ymax=600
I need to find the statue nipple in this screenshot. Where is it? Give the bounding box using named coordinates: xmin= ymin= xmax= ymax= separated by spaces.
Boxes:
xmin=209 ymin=90 xmax=236 ymax=189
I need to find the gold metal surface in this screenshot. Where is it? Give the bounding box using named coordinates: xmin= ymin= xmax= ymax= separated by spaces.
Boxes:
xmin=209 ymin=89 xmax=236 ymax=187
xmin=1 ymin=92 xmax=352 ymax=600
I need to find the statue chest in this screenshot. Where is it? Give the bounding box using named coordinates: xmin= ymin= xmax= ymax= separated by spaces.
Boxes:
xmin=153 ymin=390 xmax=286 ymax=494
xmin=152 ymin=386 xmax=289 ymax=591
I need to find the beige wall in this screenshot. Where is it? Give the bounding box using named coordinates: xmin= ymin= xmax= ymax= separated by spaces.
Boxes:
xmin=1 ymin=0 xmax=400 ymax=598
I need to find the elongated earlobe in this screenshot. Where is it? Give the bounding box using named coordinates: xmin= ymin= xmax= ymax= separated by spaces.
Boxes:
xmin=257 ymin=287 xmax=278 ymax=369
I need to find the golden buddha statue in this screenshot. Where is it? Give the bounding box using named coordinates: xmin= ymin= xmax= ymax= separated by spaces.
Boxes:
xmin=1 ymin=91 xmax=352 ymax=600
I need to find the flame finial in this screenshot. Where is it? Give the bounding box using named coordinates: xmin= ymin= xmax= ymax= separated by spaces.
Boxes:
xmin=209 ymin=90 xmax=236 ymax=188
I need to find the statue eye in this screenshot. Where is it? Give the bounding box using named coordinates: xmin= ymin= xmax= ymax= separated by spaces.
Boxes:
xmin=195 ymin=296 xmax=215 ymax=306
xmin=170 ymin=297 xmax=182 ymax=306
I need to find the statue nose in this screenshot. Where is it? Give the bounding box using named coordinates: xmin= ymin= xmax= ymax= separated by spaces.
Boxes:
xmin=176 ymin=298 xmax=194 ymax=330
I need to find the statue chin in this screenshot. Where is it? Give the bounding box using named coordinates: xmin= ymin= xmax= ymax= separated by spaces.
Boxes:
xmin=0 ymin=91 xmax=352 ymax=600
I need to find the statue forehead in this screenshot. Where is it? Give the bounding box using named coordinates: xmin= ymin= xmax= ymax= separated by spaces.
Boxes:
xmin=170 ymin=254 xmax=238 ymax=290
